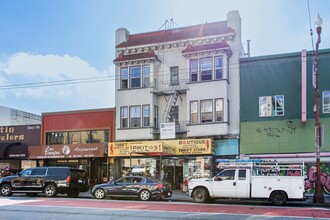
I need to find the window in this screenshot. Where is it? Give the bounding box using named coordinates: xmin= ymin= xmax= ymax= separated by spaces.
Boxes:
xmin=130 ymin=106 xmax=141 ymax=128
xmin=215 ymin=99 xmax=224 ymax=122
xmin=323 ymin=91 xmax=330 ymax=113
xmin=238 ymin=170 xmax=246 ymax=180
xmin=170 ymin=66 xmax=179 ymax=85
xmin=189 ymin=59 xmax=198 ymax=82
xmin=120 ymin=67 xmax=128 ymax=89
xmin=154 ymin=105 xmax=158 ymax=128
xmin=259 ymin=95 xmax=284 ymax=117
xmin=143 ymin=65 xmax=150 ymax=87
xmin=215 ymin=56 xmax=223 ymax=79
xmin=201 ymin=100 xmax=213 ymax=123
xmin=143 ymin=105 xmax=150 ymax=127
xmin=217 ymin=169 xmax=235 ymax=181
xmin=130 ymin=66 xmax=141 ymax=88
xmin=190 ymin=101 xmax=198 ymax=124
xmin=200 ymin=57 xmax=212 ymax=81
xmin=32 ymin=168 xmax=47 ymax=176
xmin=121 ymin=107 xmax=128 ymax=128
xmin=169 ymin=106 xmax=179 ymax=123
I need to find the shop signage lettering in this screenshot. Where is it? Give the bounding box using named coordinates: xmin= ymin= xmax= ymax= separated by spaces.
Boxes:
xmin=0 ymin=125 xmax=41 ymax=145
xmin=108 ymin=139 xmax=214 ymax=157
xmin=29 ymin=143 xmax=104 ymax=159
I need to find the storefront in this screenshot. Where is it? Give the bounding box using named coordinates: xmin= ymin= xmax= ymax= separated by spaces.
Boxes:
xmin=0 ymin=124 xmax=40 ymax=174
xmin=29 ymin=143 xmax=108 ymax=183
xmin=108 ymin=139 xmax=215 ymax=189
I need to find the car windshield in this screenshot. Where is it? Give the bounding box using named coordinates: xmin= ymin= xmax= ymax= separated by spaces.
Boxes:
xmin=19 ymin=169 xmax=33 ymax=176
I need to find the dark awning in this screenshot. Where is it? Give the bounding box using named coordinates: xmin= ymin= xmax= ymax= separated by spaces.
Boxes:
xmin=0 ymin=142 xmax=28 ymax=159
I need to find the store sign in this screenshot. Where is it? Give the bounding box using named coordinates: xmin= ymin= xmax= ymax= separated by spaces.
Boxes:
xmin=160 ymin=122 xmax=175 ymax=139
xmin=29 ymin=143 xmax=105 ymax=159
xmin=108 ymin=139 xmax=214 ymax=157
xmin=108 ymin=141 xmax=176 ymax=157
xmin=0 ymin=124 xmax=41 ymax=145
xmin=171 ymin=139 xmax=214 ymax=155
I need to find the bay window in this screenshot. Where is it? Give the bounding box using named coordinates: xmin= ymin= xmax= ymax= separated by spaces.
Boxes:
xmin=143 ymin=65 xmax=150 ymax=87
xmin=121 ymin=68 xmax=128 ymax=89
xmin=215 ymin=99 xmax=224 ymax=122
xmin=215 ymin=56 xmax=223 ymax=79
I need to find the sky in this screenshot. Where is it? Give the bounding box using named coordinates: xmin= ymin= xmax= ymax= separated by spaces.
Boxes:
xmin=0 ymin=0 xmax=329 ymax=115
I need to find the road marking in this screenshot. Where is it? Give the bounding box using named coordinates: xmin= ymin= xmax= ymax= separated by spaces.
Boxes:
xmin=0 ymin=198 xmax=42 ymax=206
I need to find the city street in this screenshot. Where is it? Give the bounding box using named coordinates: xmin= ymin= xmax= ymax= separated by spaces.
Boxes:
xmin=1 ymin=194 xmax=330 ymax=220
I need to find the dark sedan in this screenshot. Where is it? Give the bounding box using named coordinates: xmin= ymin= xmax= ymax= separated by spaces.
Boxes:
xmin=91 ymin=176 xmax=172 ymax=201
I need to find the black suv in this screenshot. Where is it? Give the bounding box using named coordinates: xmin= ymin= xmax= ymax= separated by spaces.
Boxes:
xmin=0 ymin=167 xmax=89 ymax=198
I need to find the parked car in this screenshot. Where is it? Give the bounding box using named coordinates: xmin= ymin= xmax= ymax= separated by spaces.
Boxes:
xmin=0 ymin=166 xmax=89 ymax=198
xmin=91 ymin=176 xmax=172 ymax=201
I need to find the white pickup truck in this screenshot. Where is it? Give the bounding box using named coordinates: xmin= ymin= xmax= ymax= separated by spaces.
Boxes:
xmin=187 ymin=161 xmax=305 ymax=205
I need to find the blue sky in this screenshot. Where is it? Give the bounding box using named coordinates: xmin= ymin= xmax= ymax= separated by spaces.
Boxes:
xmin=0 ymin=0 xmax=329 ymax=115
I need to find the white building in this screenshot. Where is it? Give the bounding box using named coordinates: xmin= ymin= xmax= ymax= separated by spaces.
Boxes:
xmin=0 ymin=106 xmax=41 ymax=126
xmin=111 ymin=11 xmax=242 ymax=183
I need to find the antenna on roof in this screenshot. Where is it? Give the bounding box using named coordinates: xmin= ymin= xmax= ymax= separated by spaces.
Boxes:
xmin=158 ymin=19 xmax=180 ymax=31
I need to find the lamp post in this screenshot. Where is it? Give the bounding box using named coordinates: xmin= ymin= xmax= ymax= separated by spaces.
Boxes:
xmin=313 ymin=14 xmax=324 ymax=204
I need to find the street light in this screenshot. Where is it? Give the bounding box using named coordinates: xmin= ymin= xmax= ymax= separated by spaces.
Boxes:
xmin=313 ymin=14 xmax=324 ymax=204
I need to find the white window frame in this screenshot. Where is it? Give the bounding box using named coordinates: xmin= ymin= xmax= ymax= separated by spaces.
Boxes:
xmin=120 ymin=106 xmax=128 ymax=128
xmin=142 ymin=65 xmax=150 ymax=87
xmin=215 ymin=98 xmax=224 ymax=122
xmin=189 ymin=59 xmax=198 ymax=82
xmin=120 ymin=67 xmax=128 ymax=89
xmin=130 ymin=106 xmax=141 ymax=128
xmin=190 ymin=101 xmax=198 ymax=124
xmin=130 ymin=66 xmax=141 ymax=88
xmin=142 ymin=105 xmax=150 ymax=127
xmin=215 ymin=56 xmax=223 ymax=80
xmin=323 ymin=91 xmax=330 ymax=113
xmin=201 ymin=99 xmax=213 ymax=123
xmin=170 ymin=66 xmax=179 ymax=85
xmin=200 ymin=57 xmax=212 ymax=81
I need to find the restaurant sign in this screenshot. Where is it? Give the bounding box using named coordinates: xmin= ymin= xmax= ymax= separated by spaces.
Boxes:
xmin=29 ymin=143 xmax=105 ymax=159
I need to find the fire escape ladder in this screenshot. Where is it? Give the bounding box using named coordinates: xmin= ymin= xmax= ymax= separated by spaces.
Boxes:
xmin=163 ymin=85 xmax=179 ymax=122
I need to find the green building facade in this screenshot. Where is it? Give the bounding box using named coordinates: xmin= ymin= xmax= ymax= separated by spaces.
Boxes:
xmin=240 ymin=49 xmax=330 ymax=195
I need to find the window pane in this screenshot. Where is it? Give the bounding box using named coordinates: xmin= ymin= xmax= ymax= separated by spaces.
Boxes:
xmin=273 ymin=95 xmax=284 ymax=116
xmin=143 ymin=65 xmax=150 ymax=87
xmin=154 ymin=106 xmax=158 ymax=128
xmin=130 ymin=67 xmax=141 ymax=88
xmin=143 ymin=105 xmax=150 ymax=127
xmin=201 ymin=58 xmax=212 ymax=81
xmin=121 ymin=107 xmax=128 ymax=128
xmin=190 ymin=59 xmax=198 ymax=82
xmin=121 ymin=68 xmax=128 ymax=89
xmin=201 ymin=100 xmax=212 ymax=123
xmin=259 ymin=96 xmax=272 ymax=117
xmin=130 ymin=106 xmax=141 ymax=127
xmin=323 ymin=91 xmax=330 ymax=113
xmin=170 ymin=66 xmax=179 ymax=85
xmin=216 ymin=99 xmax=223 ymax=122
xmin=190 ymin=101 xmax=198 ymax=124
xmin=215 ymin=56 xmax=223 ymax=79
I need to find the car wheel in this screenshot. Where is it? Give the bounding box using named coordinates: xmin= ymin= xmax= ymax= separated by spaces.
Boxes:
xmin=0 ymin=184 xmax=13 ymax=196
xmin=67 ymin=191 xmax=80 ymax=198
xmin=44 ymin=184 xmax=57 ymax=197
xmin=139 ymin=189 xmax=151 ymax=201
xmin=26 ymin=193 xmax=38 ymax=197
xmin=270 ymin=191 xmax=287 ymax=206
xmin=192 ymin=188 xmax=209 ymax=203
xmin=94 ymin=188 xmax=106 ymax=199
